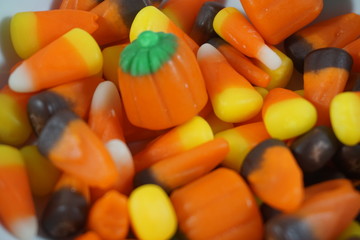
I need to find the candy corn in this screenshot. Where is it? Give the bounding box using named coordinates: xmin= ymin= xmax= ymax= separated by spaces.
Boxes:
xmin=285 ymin=13 xmax=360 ymax=72
xmin=134 ymin=138 xmax=229 ymax=193
xmin=189 ymin=2 xmax=224 ymax=45
xmin=265 ymin=179 xmax=360 ymax=240
xmin=88 ymin=81 xmax=125 ymax=142
xmin=240 ymin=0 xmax=323 ymax=45
xmin=213 ymin=7 xmax=282 ymax=70
xmin=20 ymin=145 xmax=61 ymax=196
xmin=290 ymin=126 xmax=339 ymax=172
xmin=161 ymin=0 xmax=225 ymax=33
xmin=330 ymin=91 xmax=360 ymax=146
xmin=215 ymin=121 xmax=271 ymax=171
xmin=102 ymin=44 xmax=127 ymax=86
xmin=42 ymin=174 xmax=90 ymax=239
xmin=10 ymin=9 xmax=99 ymax=59
xmin=91 ymin=0 xmax=150 ymax=45
xmin=0 ymin=93 xmax=32 ymax=146
xmin=241 ymin=139 xmax=304 ymax=212
xmin=37 ymin=109 xmax=118 ymax=188
xmin=129 ymin=184 xmax=178 ymax=240
xmin=262 ymin=88 xmax=317 ymax=140
xmin=9 ymin=28 xmax=102 ymax=93
xmin=0 ymin=145 xmax=37 ymax=240
xmin=133 ymin=116 xmax=213 ymax=172
xmin=197 ymin=43 xmax=263 ymax=123
xmin=208 ymin=37 xmax=271 ymax=88
xmin=304 ymin=47 xmax=353 ymax=126
xmin=252 ymin=46 xmax=294 ymax=90
xmin=27 ymin=76 xmax=102 ymax=135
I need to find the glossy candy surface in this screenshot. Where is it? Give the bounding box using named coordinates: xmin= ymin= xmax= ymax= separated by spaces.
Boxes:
xmin=213 ymin=7 xmax=281 ymax=70
xmin=240 ymin=0 xmax=323 ymax=45
xmin=37 ymin=109 xmax=118 ymax=188
xmin=10 ymin=9 xmax=99 ymax=59
xmin=118 ymin=31 xmax=207 ymax=130
xmin=42 ymin=174 xmax=90 ymax=239
xmin=304 ymin=47 xmax=353 ymax=126
xmin=129 ymin=184 xmax=177 ymax=240
xmin=241 ymin=139 xmax=304 ymax=212
xmin=171 ymin=168 xmax=263 ymax=240
xmin=197 ymin=43 xmax=263 ymax=123
xmin=0 ymin=145 xmax=37 ymax=240
xmin=262 ymin=88 xmax=317 ymax=140
xmin=9 ymin=28 xmax=103 ymax=93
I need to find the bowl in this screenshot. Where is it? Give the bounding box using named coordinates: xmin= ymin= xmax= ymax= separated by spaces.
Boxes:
xmin=0 ymin=0 xmax=359 ymax=239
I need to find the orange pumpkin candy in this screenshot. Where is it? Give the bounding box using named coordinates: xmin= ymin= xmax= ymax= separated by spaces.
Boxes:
xmin=118 ymin=31 xmax=208 ymax=130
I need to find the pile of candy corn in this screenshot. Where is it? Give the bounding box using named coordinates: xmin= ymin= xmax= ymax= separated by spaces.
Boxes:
xmin=1 ymin=0 xmax=360 ymax=239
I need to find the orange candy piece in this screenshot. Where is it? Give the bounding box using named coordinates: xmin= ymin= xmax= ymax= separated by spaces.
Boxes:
xmin=88 ymin=190 xmax=129 ymax=240
xmin=240 ymin=0 xmax=323 ymax=45
xmin=213 ymin=7 xmax=281 ymax=70
xmin=171 ymin=168 xmax=264 ymax=240
xmin=266 ymin=179 xmax=360 ymax=240
xmin=37 ymin=110 xmax=118 ymax=189
xmin=134 ymin=138 xmax=229 ymax=193
xmin=241 ymin=139 xmax=304 ymax=212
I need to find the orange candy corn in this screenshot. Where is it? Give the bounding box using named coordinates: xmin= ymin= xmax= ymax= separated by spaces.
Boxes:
xmin=161 ymin=0 xmax=225 ymax=33
xmin=197 ymin=43 xmax=263 ymax=123
xmin=27 ymin=76 xmax=103 ymax=135
xmin=60 ymin=0 xmax=102 ymax=10
xmin=171 ymin=168 xmax=264 ymax=240
xmin=133 ymin=116 xmax=213 ymax=172
xmin=88 ymin=190 xmax=129 ymax=240
xmin=266 ymin=179 xmax=360 ymax=240
xmin=213 ymin=7 xmax=282 ymax=70
xmin=262 ymin=88 xmax=317 ymax=140
xmin=118 ymin=31 xmax=207 ymax=130
xmin=42 ymin=174 xmax=90 ymax=239
xmin=285 ymin=13 xmax=360 ymax=72
xmin=37 ymin=109 xmax=118 ymax=189
xmin=91 ymin=0 xmax=150 ymax=45
xmin=9 ymin=28 xmax=102 ymax=93
xmin=88 ymin=81 xmax=125 ymax=142
xmin=215 ymin=121 xmax=271 ymax=171
xmin=134 ymin=138 xmax=229 ymax=193
xmin=303 ymin=47 xmax=353 ymax=126
xmin=240 ymin=0 xmax=323 ymax=45
xmin=0 ymin=145 xmax=37 ymax=240
xmin=344 ymin=38 xmax=360 ymax=73
xmin=91 ymin=139 xmax=134 ymax=200
xmin=130 ymin=6 xmax=199 ymax=53
xmin=241 ymin=139 xmax=304 ymax=212
xmin=10 ymin=9 xmax=99 ymax=59
xmin=208 ymin=37 xmax=271 ymax=88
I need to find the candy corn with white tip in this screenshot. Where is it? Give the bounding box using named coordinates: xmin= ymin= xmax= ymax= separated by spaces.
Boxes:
xmin=0 ymin=145 xmax=37 ymax=240
xmin=9 ymin=28 xmax=102 ymax=93
xmin=213 ymin=7 xmax=281 ymax=70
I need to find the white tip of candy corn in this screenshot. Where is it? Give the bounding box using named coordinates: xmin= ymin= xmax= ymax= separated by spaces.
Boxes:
xmin=197 ymin=43 xmax=222 ymax=60
xmin=8 ymin=63 xmax=35 ymax=93
xmin=91 ymin=81 xmax=118 ymax=110
xmin=257 ymin=45 xmax=282 ymax=70
xmin=11 ymin=216 xmax=38 ymax=240
xmin=106 ymin=139 xmax=133 ymax=171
